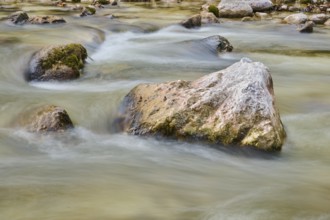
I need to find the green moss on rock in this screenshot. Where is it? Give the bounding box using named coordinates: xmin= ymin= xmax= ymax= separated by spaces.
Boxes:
xmin=208 ymin=5 xmax=220 ymax=18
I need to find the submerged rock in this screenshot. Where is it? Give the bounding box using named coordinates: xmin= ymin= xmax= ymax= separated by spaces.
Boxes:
xmin=26 ymin=44 xmax=88 ymax=82
xmin=116 ymin=58 xmax=286 ymax=151
xmin=8 ymin=11 xmax=29 ymax=24
xmin=17 ymin=105 xmax=74 ymax=133
xmin=283 ymin=13 xmax=308 ymax=24
xmin=180 ymin=14 xmax=202 ymax=29
xmin=28 ymin=15 xmax=66 ymax=24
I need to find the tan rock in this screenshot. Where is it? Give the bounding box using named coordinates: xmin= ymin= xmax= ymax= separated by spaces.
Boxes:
xmin=117 ymin=58 xmax=286 ymax=151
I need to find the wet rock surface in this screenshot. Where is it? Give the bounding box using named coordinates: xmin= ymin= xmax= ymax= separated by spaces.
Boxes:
xmin=17 ymin=105 xmax=74 ymax=133
xmin=116 ymin=58 xmax=286 ymax=151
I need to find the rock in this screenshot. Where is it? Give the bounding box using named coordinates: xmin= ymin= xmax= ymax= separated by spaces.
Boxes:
xmin=218 ymin=0 xmax=253 ymax=18
xmin=80 ymin=6 xmax=96 ymax=17
xmin=248 ymin=0 xmax=273 ymax=11
xmin=217 ymin=0 xmax=273 ymax=18
xmin=18 ymin=105 xmax=74 ymax=133
xmin=26 ymin=44 xmax=88 ymax=82
xmin=197 ymin=35 xmax=233 ymax=53
xmin=278 ymin=4 xmax=288 ymax=11
xmin=324 ymin=19 xmax=330 ymax=26
xmin=298 ymin=21 xmax=314 ymax=33
xmin=28 ymin=15 xmax=66 ymax=24
xmin=180 ymin=14 xmax=202 ymax=29
xmin=8 ymin=11 xmax=29 ymax=24
xmin=283 ymin=13 xmax=308 ymax=24
xmin=241 ymin=16 xmax=256 ymax=22
xmin=309 ymin=13 xmax=328 ymax=24
xmin=201 ymin=11 xmax=220 ymax=24
xmin=255 ymin=12 xmax=271 ymax=20
xmin=117 ymin=58 xmax=286 ymax=151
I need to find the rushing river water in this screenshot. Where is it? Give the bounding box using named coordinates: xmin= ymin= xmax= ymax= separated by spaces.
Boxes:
xmin=1 ymin=1 xmax=330 ymax=219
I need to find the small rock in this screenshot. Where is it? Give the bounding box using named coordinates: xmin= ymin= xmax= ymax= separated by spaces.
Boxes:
xmin=241 ymin=16 xmax=256 ymax=22
xmin=28 ymin=15 xmax=66 ymax=24
xmin=8 ymin=11 xmax=29 ymax=24
xmin=255 ymin=12 xmax=271 ymax=20
xmin=298 ymin=21 xmax=314 ymax=33
xmin=283 ymin=13 xmax=308 ymax=24
xmin=324 ymin=19 xmax=330 ymax=26
xmin=201 ymin=11 xmax=220 ymax=24
xmin=180 ymin=14 xmax=202 ymax=29
xmin=17 ymin=105 xmax=74 ymax=133
xmin=26 ymin=44 xmax=88 ymax=82
xmin=80 ymin=6 xmax=96 ymax=17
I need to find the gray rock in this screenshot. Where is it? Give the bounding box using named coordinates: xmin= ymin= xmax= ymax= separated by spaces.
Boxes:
xmin=8 ymin=11 xmax=29 ymax=24
xmin=283 ymin=13 xmax=308 ymax=24
xmin=180 ymin=14 xmax=202 ymax=29
xmin=309 ymin=14 xmax=328 ymax=25
xmin=116 ymin=58 xmax=286 ymax=151
xmin=26 ymin=44 xmax=88 ymax=82
xmin=18 ymin=105 xmax=74 ymax=133
xmin=298 ymin=21 xmax=314 ymax=33
xmin=218 ymin=0 xmax=253 ymax=18
xmin=217 ymin=0 xmax=273 ymax=18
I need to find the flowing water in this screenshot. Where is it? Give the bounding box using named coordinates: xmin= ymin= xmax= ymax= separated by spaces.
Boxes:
xmin=1 ymin=1 xmax=330 ymax=219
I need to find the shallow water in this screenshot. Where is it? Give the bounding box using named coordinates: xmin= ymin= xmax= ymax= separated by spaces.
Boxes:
xmin=1 ymin=1 xmax=330 ymax=219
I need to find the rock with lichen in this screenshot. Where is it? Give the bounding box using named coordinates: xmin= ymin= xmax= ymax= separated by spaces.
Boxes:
xmin=116 ymin=58 xmax=286 ymax=151
xmin=16 ymin=105 xmax=74 ymax=133
xmin=26 ymin=44 xmax=88 ymax=82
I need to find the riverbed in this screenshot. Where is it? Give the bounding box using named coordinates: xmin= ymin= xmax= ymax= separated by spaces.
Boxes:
xmin=1 ymin=1 xmax=330 ymax=219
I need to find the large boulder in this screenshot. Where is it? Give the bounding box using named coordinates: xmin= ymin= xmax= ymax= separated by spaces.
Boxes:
xmin=26 ymin=44 xmax=88 ymax=82
xmin=283 ymin=13 xmax=308 ymax=24
xmin=217 ymin=0 xmax=273 ymax=18
xmin=117 ymin=58 xmax=286 ymax=151
xmin=17 ymin=105 xmax=74 ymax=133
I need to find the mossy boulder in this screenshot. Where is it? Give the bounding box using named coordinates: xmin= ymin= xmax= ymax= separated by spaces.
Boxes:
xmin=17 ymin=105 xmax=74 ymax=133
xmin=116 ymin=58 xmax=286 ymax=151
xmin=26 ymin=44 xmax=87 ymax=82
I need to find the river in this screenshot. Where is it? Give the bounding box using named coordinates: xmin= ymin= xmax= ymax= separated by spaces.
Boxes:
xmin=1 ymin=1 xmax=330 ymax=219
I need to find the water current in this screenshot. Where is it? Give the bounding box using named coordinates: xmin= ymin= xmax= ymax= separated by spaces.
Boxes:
xmin=1 ymin=1 xmax=330 ymax=219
